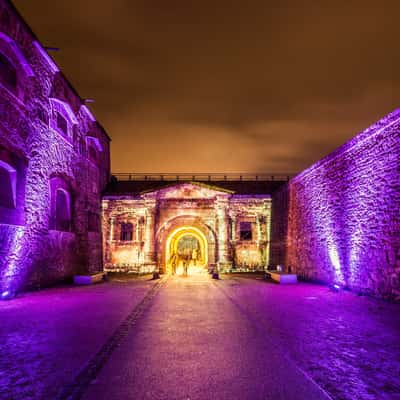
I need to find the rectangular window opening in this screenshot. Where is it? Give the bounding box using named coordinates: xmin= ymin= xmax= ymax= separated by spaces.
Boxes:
xmin=240 ymin=221 xmax=252 ymax=241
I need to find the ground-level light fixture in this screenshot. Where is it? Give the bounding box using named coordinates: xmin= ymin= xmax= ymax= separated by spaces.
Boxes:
xmin=330 ymin=283 xmax=341 ymax=292
xmin=1 ymin=290 xmax=15 ymax=300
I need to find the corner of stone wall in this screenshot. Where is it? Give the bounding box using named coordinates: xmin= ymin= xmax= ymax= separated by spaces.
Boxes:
xmin=269 ymin=183 xmax=289 ymax=268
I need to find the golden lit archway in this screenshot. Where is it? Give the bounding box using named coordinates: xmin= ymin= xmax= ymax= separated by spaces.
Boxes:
xmin=165 ymin=226 xmax=208 ymax=275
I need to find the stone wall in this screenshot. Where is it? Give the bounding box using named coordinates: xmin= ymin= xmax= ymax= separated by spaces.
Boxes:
xmin=102 ymin=183 xmax=272 ymax=273
xmin=0 ymin=1 xmax=110 ymax=294
xmin=279 ymin=110 xmax=400 ymax=299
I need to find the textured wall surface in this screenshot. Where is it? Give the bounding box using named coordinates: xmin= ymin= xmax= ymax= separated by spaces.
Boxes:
xmin=1 ymin=0 xmax=399 ymax=301
xmin=283 ymin=110 xmax=400 ymax=299
xmin=0 ymin=1 xmax=110 ymax=294
xmin=102 ymin=183 xmax=271 ymax=273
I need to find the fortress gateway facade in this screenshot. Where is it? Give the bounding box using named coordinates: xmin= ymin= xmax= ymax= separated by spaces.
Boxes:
xmin=102 ymin=182 xmax=272 ymax=274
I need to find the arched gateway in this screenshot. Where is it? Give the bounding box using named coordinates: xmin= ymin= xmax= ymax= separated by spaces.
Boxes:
xmin=156 ymin=216 xmax=217 ymax=274
xmin=102 ymin=182 xmax=272 ymax=274
xmin=165 ymin=227 xmax=208 ymax=274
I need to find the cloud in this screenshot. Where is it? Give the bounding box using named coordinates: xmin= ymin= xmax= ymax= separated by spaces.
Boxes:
xmin=14 ymin=0 xmax=400 ymax=173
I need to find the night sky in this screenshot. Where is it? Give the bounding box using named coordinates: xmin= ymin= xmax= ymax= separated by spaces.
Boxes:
xmin=15 ymin=0 xmax=400 ymax=174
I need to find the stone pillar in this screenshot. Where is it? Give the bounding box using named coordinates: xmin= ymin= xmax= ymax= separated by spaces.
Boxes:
xmin=231 ymin=215 xmax=237 ymax=242
xmin=263 ymin=200 xmax=271 ymax=269
xmin=216 ymin=197 xmax=232 ymax=271
xmin=105 ymin=216 xmax=115 ymax=264
xmin=135 ymin=218 xmax=140 ymax=242
xmin=143 ymin=200 xmax=157 ymax=271
xmin=256 ymin=215 xmax=262 ymax=243
xmin=230 ymin=214 xmax=237 ymax=268
xmin=109 ymin=217 xmax=115 ymax=242
xmin=256 ymin=214 xmax=265 ymax=271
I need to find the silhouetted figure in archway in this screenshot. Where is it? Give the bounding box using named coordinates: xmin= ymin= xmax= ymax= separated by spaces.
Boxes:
xmin=192 ymin=248 xmax=198 ymax=266
xmin=182 ymin=249 xmax=191 ymax=276
xmin=170 ymin=252 xmax=178 ymax=275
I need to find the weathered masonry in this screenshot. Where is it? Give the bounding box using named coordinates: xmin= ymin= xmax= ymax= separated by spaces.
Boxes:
xmin=0 ymin=0 xmax=399 ymax=300
xmin=0 ymin=1 xmax=110 ymax=295
xmin=271 ymin=110 xmax=400 ymax=300
xmin=102 ymin=181 xmax=273 ymax=274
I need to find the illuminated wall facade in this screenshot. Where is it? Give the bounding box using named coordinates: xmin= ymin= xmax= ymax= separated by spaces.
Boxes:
xmin=271 ymin=110 xmax=400 ymax=299
xmin=0 ymin=1 xmax=110 ymax=295
xmin=102 ymin=183 xmax=271 ymax=274
xmin=1 ymin=1 xmax=398 ymax=300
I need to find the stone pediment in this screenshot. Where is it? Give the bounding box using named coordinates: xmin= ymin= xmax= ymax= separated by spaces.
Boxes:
xmin=141 ymin=182 xmax=234 ymax=199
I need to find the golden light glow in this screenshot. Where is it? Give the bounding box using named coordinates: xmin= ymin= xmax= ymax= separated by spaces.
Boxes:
xmin=165 ymin=226 xmax=208 ymax=275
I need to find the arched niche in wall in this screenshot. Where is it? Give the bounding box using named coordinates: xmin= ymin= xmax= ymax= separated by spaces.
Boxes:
xmin=0 ymin=52 xmax=17 ymax=95
xmin=49 ymin=176 xmax=73 ymax=232
xmin=0 ymin=145 xmax=27 ymax=225
xmin=85 ymin=135 xmax=103 ymax=164
xmin=49 ymin=98 xmax=78 ymax=141
xmin=55 ymin=188 xmax=71 ymax=231
xmin=0 ymin=32 xmax=34 ymax=100
xmin=0 ymin=159 xmax=16 ymax=208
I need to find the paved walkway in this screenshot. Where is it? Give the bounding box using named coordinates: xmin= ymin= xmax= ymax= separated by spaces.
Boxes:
xmin=83 ymin=274 xmax=330 ymax=400
xmin=1 ymin=274 xmax=399 ymax=400
xmin=0 ymin=276 xmax=158 ymax=400
xmin=219 ymin=275 xmax=400 ymax=400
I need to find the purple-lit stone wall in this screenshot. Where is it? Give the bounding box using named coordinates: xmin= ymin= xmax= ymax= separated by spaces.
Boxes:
xmin=284 ymin=110 xmax=400 ymax=299
xmin=0 ymin=1 xmax=110 ymax=294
